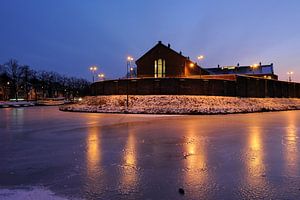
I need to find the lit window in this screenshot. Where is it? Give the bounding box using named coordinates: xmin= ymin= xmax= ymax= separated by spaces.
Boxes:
xmin=154 ymin=60 xmax=157 ymax=78
xmin=154 ymin=59 xmax=166 ymax=77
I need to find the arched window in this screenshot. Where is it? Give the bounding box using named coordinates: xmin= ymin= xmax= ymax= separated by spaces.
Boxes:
xmin=154 ymin=59 xmax=166 ymax=78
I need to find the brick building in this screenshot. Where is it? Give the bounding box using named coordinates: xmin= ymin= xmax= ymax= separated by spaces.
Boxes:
xmin=136 ymin=41 xmax=209 ymax=78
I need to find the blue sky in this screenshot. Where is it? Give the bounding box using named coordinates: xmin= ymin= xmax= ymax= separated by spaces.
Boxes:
xmin=1 ymin=0 xmax=300 ymax=81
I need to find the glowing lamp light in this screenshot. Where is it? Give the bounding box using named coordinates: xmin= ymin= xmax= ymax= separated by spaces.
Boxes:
xmin=197 ymin=55 xmax=205 ymax=60
xmin=189 ymin=63 xmax=195 ymax=68
xmin=251 ymin=64 xmax=259 ymax=68
xmin=98 ymin=73 xmax=105 ymax=78
xmin=89 ymin=66 xmax=97 ymax=71
xmin=127 ymin=56 xmax=134 ymax=61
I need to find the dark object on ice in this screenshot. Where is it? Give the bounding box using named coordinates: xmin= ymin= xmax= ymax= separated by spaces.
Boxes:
xmin=178 ymin=188 xmax=185 ymax=195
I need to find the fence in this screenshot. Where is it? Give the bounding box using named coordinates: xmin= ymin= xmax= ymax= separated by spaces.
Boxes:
xmin=91 ymin=76 xmax=300 ymax=98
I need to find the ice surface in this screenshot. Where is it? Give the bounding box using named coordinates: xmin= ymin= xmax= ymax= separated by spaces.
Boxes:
xmin=1 ymin=107 xmax=300 ymax=199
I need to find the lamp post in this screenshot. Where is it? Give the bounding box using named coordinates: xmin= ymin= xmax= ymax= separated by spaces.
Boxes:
xmin=127 ymin=56 xmax=133 ymax=78
xmin=126 ymin=56 xmax=134 ymax=109
xmin=197 ymin=55 xmax=205 ymax=78
xmin=130 ymin=67 xmax=134 ymax=78
xmin=89 ymin=66 xmax=97 ymax=83
xmin=98 ymin=73 xmax=105 ymax=81
xmin=287 ymin=71 xmax=294 ymax=82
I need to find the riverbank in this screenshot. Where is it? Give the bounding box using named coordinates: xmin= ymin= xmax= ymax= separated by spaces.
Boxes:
xmin=59 ymin=95 xmax=300 ymax=114
xmin=0 ymin=101 xmax=35 ymax=108
xmin=0 ymin=99 xmax=73 ymax=108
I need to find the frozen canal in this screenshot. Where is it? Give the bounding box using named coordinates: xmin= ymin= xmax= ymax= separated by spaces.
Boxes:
xmin=1 ymin=107 xmax=300 ymax=199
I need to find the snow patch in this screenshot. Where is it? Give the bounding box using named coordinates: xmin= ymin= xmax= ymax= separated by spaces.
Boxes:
xmin=59 ymin=95 xmax=300 ymax=114
xmin=0 ymin=187 xmax=71 ymax=200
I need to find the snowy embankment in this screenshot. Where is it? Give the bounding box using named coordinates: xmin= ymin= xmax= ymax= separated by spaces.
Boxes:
xmin=0 ymin=101 xmax=35 ymax=108
xmin=59 ymin=95 xmax=300 ymax=114
xmin=0 ymin=187 xmax=70 ymax=200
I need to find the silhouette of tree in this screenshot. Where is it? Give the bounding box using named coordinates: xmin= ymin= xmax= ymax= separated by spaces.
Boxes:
xmin=3 ymin=59 xmax=25 ymax=101
xmin=1 ymin=59 xmax=91 ymax=101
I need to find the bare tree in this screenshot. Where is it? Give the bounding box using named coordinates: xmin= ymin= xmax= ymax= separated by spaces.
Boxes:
xmin=4 ymin=59 xmax=25 ymax=101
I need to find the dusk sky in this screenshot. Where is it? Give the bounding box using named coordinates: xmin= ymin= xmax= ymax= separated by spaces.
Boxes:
xmin=1 ymin=0 xmax=300 ymax=82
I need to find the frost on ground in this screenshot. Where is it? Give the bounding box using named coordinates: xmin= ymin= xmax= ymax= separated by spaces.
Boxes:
xmin=59 ymin=95 xmax=300 ymax=114
xmin=0 ymin=187 xmax=71 ymax=200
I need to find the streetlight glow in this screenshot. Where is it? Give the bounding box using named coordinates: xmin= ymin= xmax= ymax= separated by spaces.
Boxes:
xmin=127 ymin=56 xmax=134 ymax=61
xmin=89 ymin=66 xmax=97 ymax=71
xmin=197 ymin=55 xmax=205 ymax=60
xmin=98 ymin=73 xmax=105 ymax=78
xmin=251 ymin=63 xmax=259 ymax=68
xmin=189 ymin=63 xmax=195 ymax=68
xmin=287 ymin=71 xmax=294 ymax=82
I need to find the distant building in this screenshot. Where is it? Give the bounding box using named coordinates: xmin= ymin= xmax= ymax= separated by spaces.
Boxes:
xmin=136 ymin=41 xmax=209 ymax=78
xmin=136 ymin=41 xmax=278 ymax=80
xmin=91 ymin=41 xmax=299 ymax=98
xmin=205 ymin=63 xmax=278 ymax=80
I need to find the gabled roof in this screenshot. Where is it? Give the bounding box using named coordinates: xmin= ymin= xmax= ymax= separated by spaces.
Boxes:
xmin=136 ymin=41 xmax=209 ymax=74
xmin=136 ymin=41 xmax=189 ymax=63
xmin=205 ymin=64 xmax=275 ymax=75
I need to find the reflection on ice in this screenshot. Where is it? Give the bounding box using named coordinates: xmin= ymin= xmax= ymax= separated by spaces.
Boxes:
xmin=86 ymin=126 xmax=101 ymax=177
xmin=245 ymin=122 xmax=267 ymax=192
xmin=284 ymin=112 xmax=298 ymax=176
xmin=120 ymin=126 xmax=139 ymax=194
xmin=85 ymin=119 xmax=102 ymax=192
xmin=183 ymin=128 xmax=207 ymax=186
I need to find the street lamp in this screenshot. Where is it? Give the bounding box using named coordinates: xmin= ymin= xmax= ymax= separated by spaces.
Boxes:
xmin=98 ymin=73 xmax=105 ymax=81
xmin=287 ymin=71 xmax=294 ymax=82
xmin=126 ymin=56 xmax=134 ymax=110
xmin=130 ymin=67 xmax=134 ymax=78
xmin=197 ymin=55 xmax=205 ymax=78
xmin=197 ymin=55 xmax=205 ymax=60
xmin=127 ymin=56 xmax=134 ymax=78
xmin=89 ymin=66 xmax=97 ymax=83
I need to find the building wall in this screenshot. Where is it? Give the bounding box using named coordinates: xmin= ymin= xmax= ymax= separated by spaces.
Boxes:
xmin=136 ymin=43 xmax=208 ymax=78
xmin=91 ymin=76 xmax=300 ymax=98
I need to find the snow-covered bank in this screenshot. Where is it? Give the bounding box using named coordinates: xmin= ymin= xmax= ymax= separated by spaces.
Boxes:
xmin=0 ymin=187 xmax=71 ymax=200
xmin=59 ymin=95 xmax=300 ymax=114
xmin=0 ymin=101 xmax=35 ymax=108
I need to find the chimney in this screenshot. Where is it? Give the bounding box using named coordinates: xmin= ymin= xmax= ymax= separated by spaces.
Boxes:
xmin=187 ymin=56 xmax=190 ymax=60
xmin=179 ymin=51 xmax=182 ymax=55
xmin=259 ymin=62 xmax=262 ymax=66
xmin=168 ymin=43 xmax=170 ymax=48
xmin=158 ymin=41 xmax=162 ymax=44
xmin=218 ymin=64 xmax=220 ymax=68
xmin=237 ymin=63 xmax=240 ymax=67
